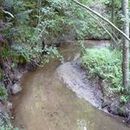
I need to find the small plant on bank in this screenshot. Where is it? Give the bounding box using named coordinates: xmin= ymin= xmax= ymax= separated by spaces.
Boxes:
xmin=38 ymin=46 xmax=63 ymax=65
xmin=120 ymin=95 xmax=130 ymax=104
xmin=0 ymin=84 xmax=8 ymax=101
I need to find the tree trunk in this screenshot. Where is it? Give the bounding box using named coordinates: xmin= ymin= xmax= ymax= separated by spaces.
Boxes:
xmin=111 ymin=0 xmax=114 ymax=23
xmin=122 ymin=0 xmax=129 ymax=89
xmin=111 ymin=0 xmax=115 ymax=48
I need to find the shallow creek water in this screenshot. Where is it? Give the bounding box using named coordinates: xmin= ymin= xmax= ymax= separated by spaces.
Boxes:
xmin=12 ymin=40 xmax=130 ymax=130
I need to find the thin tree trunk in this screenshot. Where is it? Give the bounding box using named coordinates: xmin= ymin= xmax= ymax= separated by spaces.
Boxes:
xmin=111 ymin=0 xmax=115 ymax=48
xmin=111 ymin=0 xmax=114 ymax=23
xmin=122 ymin=0 xmax=129 ymax=89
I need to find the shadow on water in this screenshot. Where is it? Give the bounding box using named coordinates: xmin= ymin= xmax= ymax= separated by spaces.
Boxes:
xmin=12 ymin=40 xmax=130 ymax=130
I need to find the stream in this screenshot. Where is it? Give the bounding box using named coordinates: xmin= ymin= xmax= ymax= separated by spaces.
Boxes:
xmin=12 ymin=40 xmax=130 ymax=130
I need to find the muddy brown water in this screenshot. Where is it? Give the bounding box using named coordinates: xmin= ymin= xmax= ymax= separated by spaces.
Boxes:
xmin=12 ymin=40 xmax=130 ymax=130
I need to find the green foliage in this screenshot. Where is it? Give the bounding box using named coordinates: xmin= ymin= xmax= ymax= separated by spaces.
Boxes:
xmin=0 ymin=84 xmax=8 ymax=101
xmin=1 ymin=0 xmax=71 ymax=64
xmin=0 ymin=126 xmax=19 ymax=130
xmin=42 ymin=46 xmax=63 ymax=63
xmin=32 ymin=46 xmax=63 ymax=66
xmin=104 ymin=0 xmax=121 ymax=9
xmin=70 ymin=0 xmax=110 ymax=40
xmin=0 ymin=95 xmax=17 ymax=130
xmin=0 ymin=112 xmax=11 ymax=129
xmin=77 ymin=15 xmax=109 ymax=39
xmin=11 ymin=44 xmax=32 ymax=62
xmin=1 ymin=0 xmax=112 ymax=66
xmin=0 ymin=84 xmax=8 ymax=100
xmin=0 ymin=69 xmax=3 ymax=80
xmin=81 ymin=48 xmax=123 ymax=93
xmin=0 ymin=48 xmax=11 ymax=59
xmin=103 ymin=0 xmax=123 ymax=35
xmin=120 ymin=95 xmax=130 ymax=104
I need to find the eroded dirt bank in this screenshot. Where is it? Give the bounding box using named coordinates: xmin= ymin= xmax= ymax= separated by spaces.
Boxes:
xmin=57 ymin=61 xmax=103 ymax=108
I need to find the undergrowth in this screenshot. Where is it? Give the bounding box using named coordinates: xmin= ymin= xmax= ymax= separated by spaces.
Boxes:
xmin=0 ymin=126 xmax=19 ymax=130
xmin=81 ymin=48 xmax=123 ymax=95
xmin=81 ymin=47 xmax=130 ymax=103
xmin=0 ymin=84 xmax=8 ymax=101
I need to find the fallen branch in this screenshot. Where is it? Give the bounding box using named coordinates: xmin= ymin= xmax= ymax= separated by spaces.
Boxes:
xmin=2 ymin=9 xmax=14 ymax=18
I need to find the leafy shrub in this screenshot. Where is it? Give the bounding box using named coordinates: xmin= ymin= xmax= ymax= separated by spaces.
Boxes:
xmin=81 ymin=48 xmax=123 ymax=93
xmin=0 ymin=84 xmax=8 ymax=101
xmin=38 ymin=46 xmax=63 ymax=64
xmin=0 ymin=69 xmax=3 ymax=80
